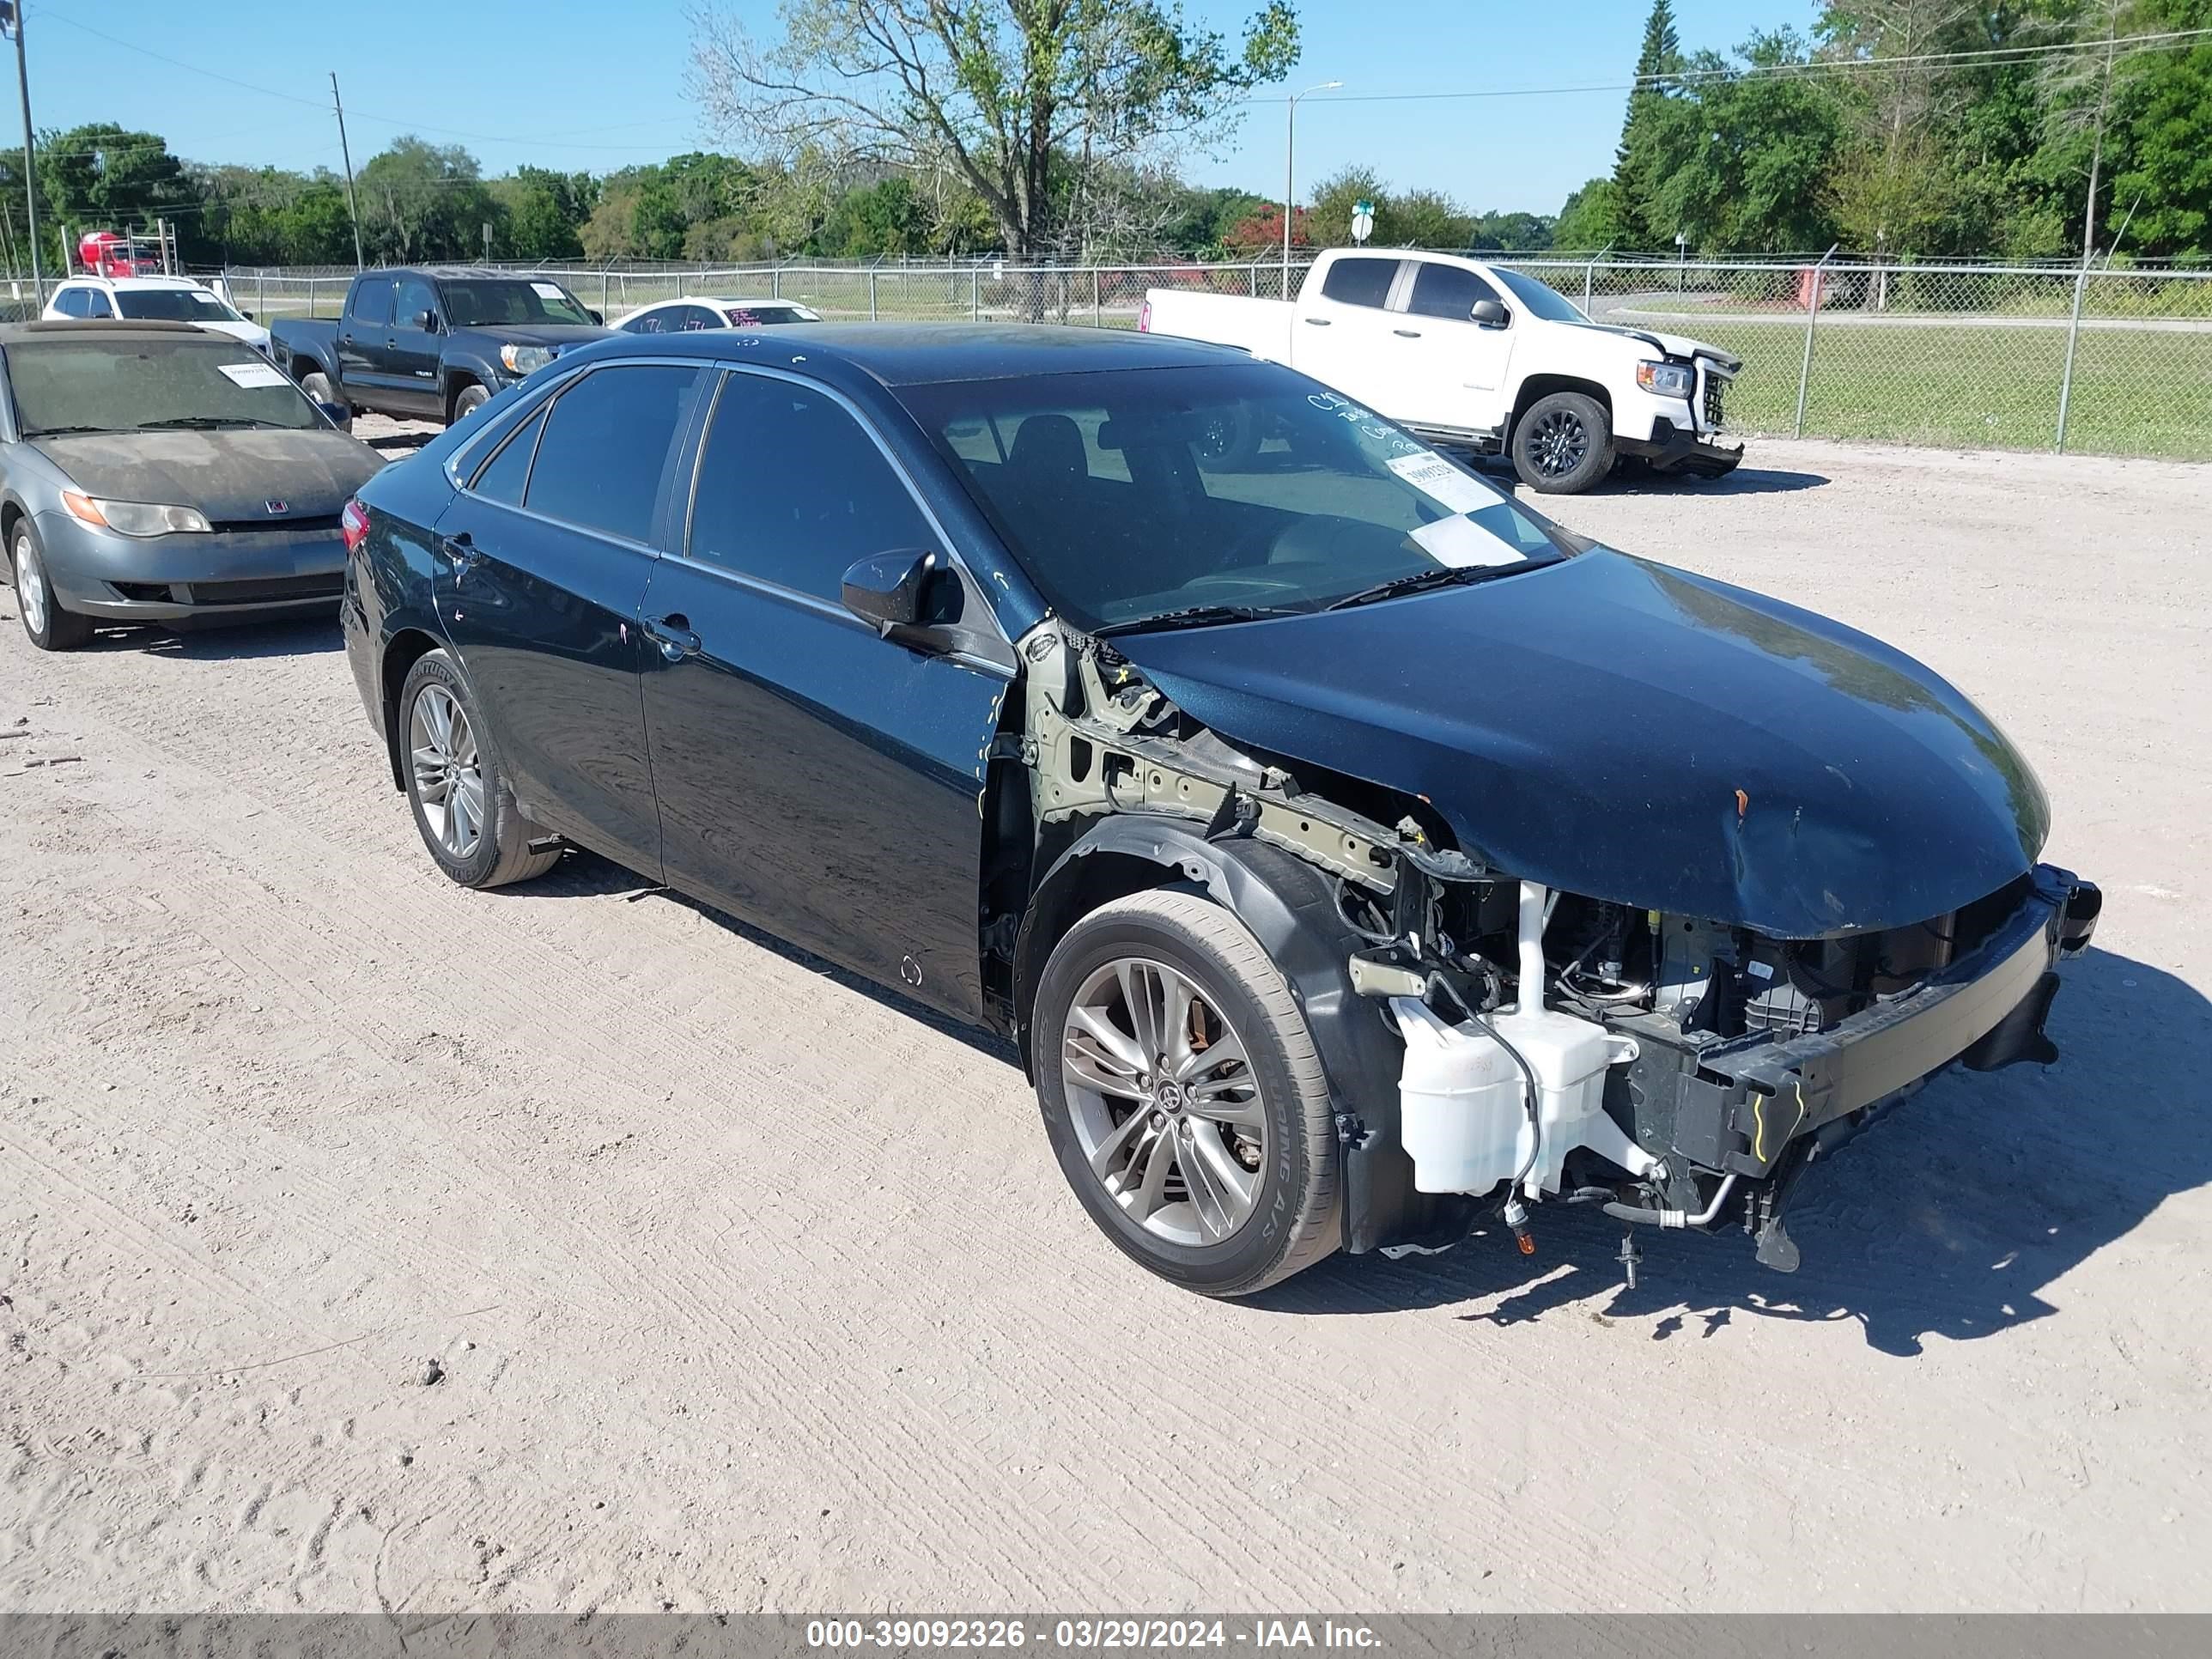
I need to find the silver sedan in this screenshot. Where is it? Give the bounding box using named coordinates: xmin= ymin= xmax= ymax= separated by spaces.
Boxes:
xmin=0 ymin=319 xmax=382 ymax=651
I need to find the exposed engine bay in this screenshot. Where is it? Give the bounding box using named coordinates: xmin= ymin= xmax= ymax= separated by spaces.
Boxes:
xmin=997 ymin=618 xmax=2103 ymax=1284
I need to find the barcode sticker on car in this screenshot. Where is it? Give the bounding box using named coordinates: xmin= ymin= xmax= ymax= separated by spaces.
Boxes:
xmin=1387 ymin=452 xmax=1494 ymax=514
xmin=532 ymin=282 xmax=565 ymax=300
xmin=217 ymin=361 xmax=288 ymax=389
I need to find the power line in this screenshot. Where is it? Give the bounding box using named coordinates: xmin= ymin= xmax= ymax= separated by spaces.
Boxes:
xmin=1247 ymin=27 xmax=2212 ymax=106
xmin=30 ymin=8 xmax=696 ymax=154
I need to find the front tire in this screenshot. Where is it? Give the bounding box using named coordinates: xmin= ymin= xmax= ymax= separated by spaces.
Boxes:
xmin=449 ymin=382 xmax=489 ymax=422
xmin=1510 ymin=390 xmax=1614 ymax=494
xmin=398 ymin=650 xmax=560 ymax=889
xmin=12 ymin=523 xmax=91 ymax=651
xmin=1034 ymin=890 xmax=1339 ymax=1297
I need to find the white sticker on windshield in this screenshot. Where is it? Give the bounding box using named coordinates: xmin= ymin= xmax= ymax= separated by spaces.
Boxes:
xmin=1387 ymin=451 xmax=1495 ymax=514
xmin=1410 ymin=514 xmax=1529 ymax=569
xmin=216 ymin=361 xmax=288 ymax=389
xmin=531 ymin=282 xmax=565 ymax=300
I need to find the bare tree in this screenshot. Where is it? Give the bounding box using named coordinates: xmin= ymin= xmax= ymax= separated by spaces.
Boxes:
xmin=686 ymin=0 xmax=1298 ymax=260
xmin=2040 ymin=0 xmax=2154 ymax=262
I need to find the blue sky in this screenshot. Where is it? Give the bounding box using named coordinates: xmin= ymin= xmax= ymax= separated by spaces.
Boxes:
xmin=21 ymin=0 xmax=1797 ymax=216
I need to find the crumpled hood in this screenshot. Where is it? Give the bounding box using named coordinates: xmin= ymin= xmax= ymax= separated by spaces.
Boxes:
xmin=35 ymin=428 xmax=381 ymax=522
xmin=1576 ymin=320 xmax=1740 ymax=370
xmin=1112 ymin=550 xmax=2048 ymax=937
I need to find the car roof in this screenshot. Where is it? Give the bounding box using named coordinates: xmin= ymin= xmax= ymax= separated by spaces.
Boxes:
xmin=635 ymin=295 xmax=809 ymax=308
xmin=59 ymin=274 xmax=205 ymax=290
xmin=386 ymin=266 xmax=580 ymax=282
xmin=577 ymin=321 xmax=1249 ymax=386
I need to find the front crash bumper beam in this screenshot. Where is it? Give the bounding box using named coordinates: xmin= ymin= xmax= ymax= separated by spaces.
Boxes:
xmin=1611 ymin=866 xmax=2100 ymax=1217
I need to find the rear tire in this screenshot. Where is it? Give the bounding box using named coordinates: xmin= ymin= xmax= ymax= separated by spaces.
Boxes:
xmin=1033 ymin=890 xmax=1339 ymax=1297
xmin=1510 ymin=390 xmax=1614 ymax=495
xmin=11 ymin=522 xmax=91 ymax=652
xmin=300 ymin=371 xmax=347 ymax=418
xmin=398 ymin=649 xmax=560 ymax=889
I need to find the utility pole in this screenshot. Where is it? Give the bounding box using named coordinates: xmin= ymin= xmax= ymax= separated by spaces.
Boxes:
xmin=2 ymin=1 xmax=41 ymax=307
xmin=330 ymin=71 xmax=364 ymax=270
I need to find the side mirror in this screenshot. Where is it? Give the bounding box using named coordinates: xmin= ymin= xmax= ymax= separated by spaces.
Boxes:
xmin=1470 ymin=299 xmax=1509 ymax=328
xmin=586 ymin=308 xmax=605 ymax=325
xmin=240 ymin=308 xmax=256 ymax=321
xmin=841 ymin=548 xmax=953 ymax=635
xmin=413 ymin=309 xmax=438 ymax=331
xmin=317 ymin=400 xmax=353 ymax=432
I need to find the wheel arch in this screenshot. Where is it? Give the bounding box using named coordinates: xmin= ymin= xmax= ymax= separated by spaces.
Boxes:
xmin=1012 ymin=815 xmax=1480 ymax=1255
xmin=441 ymin=365 xmax=489 ymax=422
xmin=1508 ymin=374 xmax=1613 ymax=441
xmin=379 ymin=627 xmax=447 ymax=791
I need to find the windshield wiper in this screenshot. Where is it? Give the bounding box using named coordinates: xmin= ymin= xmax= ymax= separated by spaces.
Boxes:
xmin=1093 ymin=602 xmax=1302 ymax=637
xmin=1325 ymin=564 xmax=1509 ymax=611
xmin=136 ymin=416 xmax=291 ymax=431
xmin=25 ymin=424 xmax=117 ymax=436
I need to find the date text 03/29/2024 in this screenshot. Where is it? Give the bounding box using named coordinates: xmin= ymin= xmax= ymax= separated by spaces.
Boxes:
xmin=804 ymin=1620 xmax=1382 ymax=1650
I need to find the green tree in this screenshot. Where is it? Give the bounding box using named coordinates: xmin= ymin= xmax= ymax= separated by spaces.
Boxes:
xmin=1650 ymin=33 xmax=1847 ymax=252
xmin=492 ymin=167 xmax=594 ymax=261
xmin=37 ymin=125 xmax=200 ymax=257
xmin=2106 ymin=1 xmax=2212 ymax=253
xmin=1611 ymin=0 xmax=1686 ymax=246
xmin=1553 ymin=177 xmax=1631 ymax=250
xmin=689 ymin=0 xmax=1300 ymax=256
xmin=357 ymin=137 xmax=497 ymax=263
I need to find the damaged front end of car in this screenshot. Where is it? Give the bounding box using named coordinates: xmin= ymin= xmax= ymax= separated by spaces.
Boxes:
xmin=996 ymin=610 xmax=2101 ymax=1285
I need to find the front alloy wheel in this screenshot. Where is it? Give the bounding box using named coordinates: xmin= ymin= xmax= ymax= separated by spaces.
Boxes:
xmin=1062 ymin=956 xmax=1267 ymax=1246
xmin=1034 ymin=889 xmax=1340 ymax=1297
xmin=1510 ymin=389 xmax=1615 ymax=495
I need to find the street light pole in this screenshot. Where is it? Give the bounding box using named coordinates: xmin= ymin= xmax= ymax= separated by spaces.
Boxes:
xmin=1283 ymin=79 xmax=1341 ymax=292
xmin=2 ymin=1 xmax=41 ymax=306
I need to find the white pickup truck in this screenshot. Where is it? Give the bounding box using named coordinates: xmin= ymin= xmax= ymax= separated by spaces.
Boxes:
xmin=1140 ymin=247 xmax=1743 ymax=494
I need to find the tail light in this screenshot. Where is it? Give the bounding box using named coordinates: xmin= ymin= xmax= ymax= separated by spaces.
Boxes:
xmin=1137 ymin=299 xmax=1152 ymax=333
xmin=340 ymin=497 xmax=370 ymax=556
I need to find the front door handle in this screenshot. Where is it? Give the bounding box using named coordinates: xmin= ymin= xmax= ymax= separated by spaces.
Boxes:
xmin=643 ymin=613 xmax=701 ymax=663
xmin=439 ymin=532 xmax=481 ymax=574
xmin=1302 ymin=316 xmax=1331 ymax=326
xmin=1393 ymin=328 xmax=1422 ymax=338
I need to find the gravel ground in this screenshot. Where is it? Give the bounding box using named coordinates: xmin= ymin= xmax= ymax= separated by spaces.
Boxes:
xmin=2 ymin=428 xmax=2209 ymax=1614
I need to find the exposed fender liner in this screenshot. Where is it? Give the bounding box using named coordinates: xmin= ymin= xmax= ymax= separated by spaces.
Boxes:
xmin=1014 ymin=814 xmax=1480 ymax=1255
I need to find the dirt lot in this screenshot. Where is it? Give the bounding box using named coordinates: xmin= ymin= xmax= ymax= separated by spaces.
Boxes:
xmin=3 ymin=429 xmax=2209 ymax=1614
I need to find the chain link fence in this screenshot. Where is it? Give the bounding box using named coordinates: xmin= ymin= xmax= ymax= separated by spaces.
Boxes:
xmin=210 ymin=255 xmax=2212 ymax=462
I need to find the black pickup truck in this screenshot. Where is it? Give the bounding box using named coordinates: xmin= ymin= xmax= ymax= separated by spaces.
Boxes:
xmin=270 ymin=267 xmax=609 ymax=426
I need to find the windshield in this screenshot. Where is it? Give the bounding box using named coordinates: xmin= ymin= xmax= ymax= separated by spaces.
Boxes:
xmin=440 ymin=279 xmax=596 ymax=328
xmin=1492 ymin=268 xmax=1589 ymax=325
xmin=9 ymin=337 xmax=323 ymax=434
xmin=901 ymin=362 xmax=1569 ymax=633
xmin=113 ymin=288 xmax=245 ymax=325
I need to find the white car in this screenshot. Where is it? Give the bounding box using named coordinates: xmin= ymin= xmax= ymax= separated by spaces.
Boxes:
xmin=614 ymin=296 xmax=823 ymax=334
xmin=1141 ymin=247 xmax=1741 ymax=494
xmin=43 ymin=276 xmax=274 ymax=357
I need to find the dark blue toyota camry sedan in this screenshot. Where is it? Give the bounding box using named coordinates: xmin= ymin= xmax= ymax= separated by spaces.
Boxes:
xmin=340 ymin=325 xmax=2099 ymax=1297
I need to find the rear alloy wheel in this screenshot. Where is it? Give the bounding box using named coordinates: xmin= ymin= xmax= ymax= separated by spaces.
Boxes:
xmin=1511 ymin=390 xmax=1614 ymax=495
xmin=12 ymin=523 xmax=91 ymax=651
xmin=1035 ymin=890 xmax=1339 ymax=1297
xmin=398 ymin=649 xmax=560 ymax=889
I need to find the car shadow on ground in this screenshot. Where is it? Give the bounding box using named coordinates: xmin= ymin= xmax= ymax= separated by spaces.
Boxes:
xmin=362 ymin=431 xmax=434 ymax=455
xmin=1472 ymin=459 xmax=1830 ymax=498
xmin=65 ymin=618 xmax=343 ymax=660
xmin=513 ymin=848 xmax=1023 ymax=1066
xmin=1247 ymin=945 xmax=2210 ymax=1357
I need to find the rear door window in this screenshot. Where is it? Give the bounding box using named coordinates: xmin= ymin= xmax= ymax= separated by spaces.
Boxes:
xmin=470 ymin=406 xmax=548 ymax=507
xmin=523 ymin=364 xmax=710 ymax=544
xmin=82 ymin=289 xmax=115 ymax=318
xmin=1319 ymin=258 xmax=1401 ymax=310
xmin=686 ymin=372 xmax=934 ymax=599
xmin=1405 ymin=262 xmax=1504 ymax=320
xmin=52 ymin=288 xmax=85 ymax=317
xmin=349 ymin=277 xmax=394 ymax=326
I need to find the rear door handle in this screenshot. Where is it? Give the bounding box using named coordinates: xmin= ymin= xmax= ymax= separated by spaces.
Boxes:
xmin=439 ymin=533 xmax=481 ymax=573
xmin=1393 ymin=328 xmax=1422 ymax=338
xmin=1302 ymin=316 xmax=1331 ymax=326
xmin=644 ymin=612 xmax=701 ymax=663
